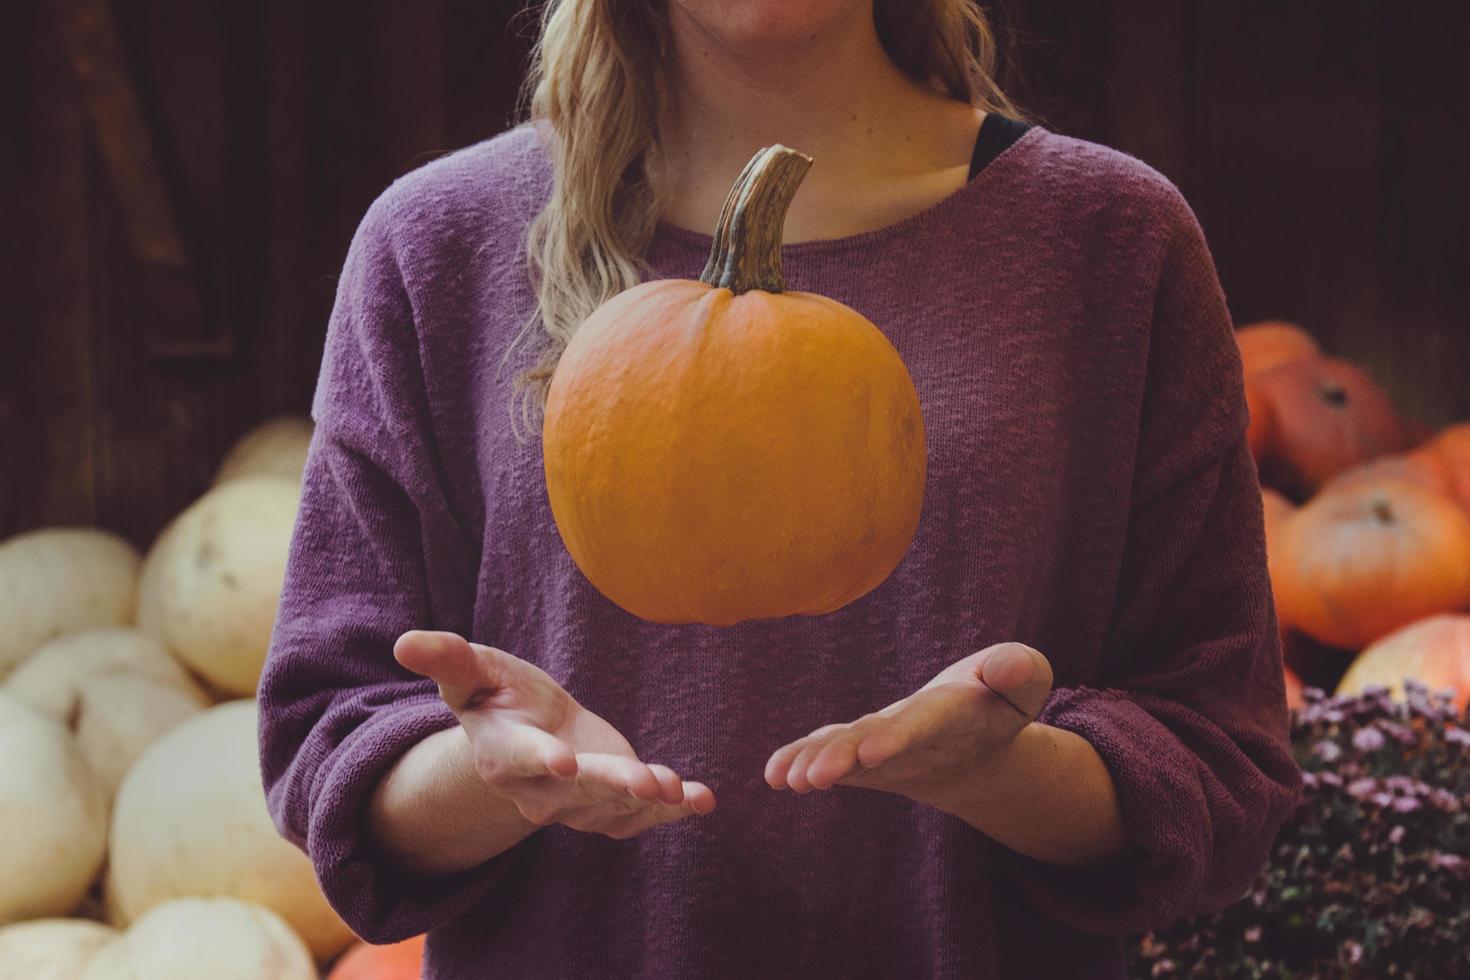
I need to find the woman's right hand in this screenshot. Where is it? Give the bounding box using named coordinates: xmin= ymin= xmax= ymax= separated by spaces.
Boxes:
xmin=395 ymin=630 xmax=715 ymax=839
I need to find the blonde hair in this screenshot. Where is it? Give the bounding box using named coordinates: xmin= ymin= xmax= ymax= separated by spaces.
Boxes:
xmin=508 ymin=0 xmax=1025 ymax=434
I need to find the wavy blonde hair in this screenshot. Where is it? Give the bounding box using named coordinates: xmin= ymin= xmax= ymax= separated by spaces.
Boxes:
xmin=508 ymin=0 xmax=1026 ymax=435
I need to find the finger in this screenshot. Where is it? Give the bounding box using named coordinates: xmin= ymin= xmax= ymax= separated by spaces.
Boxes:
xmin=764 ymin=738 xmax=809 ymax=789
xmin=681 ymin=780 xmax=716 ymax=815
xmin=467 ymin=640 xmax=550 ymax=691
xmin=475 ymin=722 xmax=577 ymax=780
xmin=627 ymin=783 xmax=716 ymax=829
xmin=805 ymin=734 xmax=862 ymax=790
xmin=572 ymin=752 xmax=663 ymax=803
xmin=855 ymin=714 xmax=917 ymax=770
xmin=598 ymin=798 xmax=702 ymax=839
xmin=646 ymin=764 xmax=687 ymax=806
xmin=787 ymin=729 xmax=847 ymax=793
xmin=766 ymin=721 xmax=850 ymax=789
xmin=976 ymin=643 xmax=1053 ymax=721
xmin=395 ymin=631 xmax=554 ymax=713
xmin=394 ymin=630 xmax=483 ymax=695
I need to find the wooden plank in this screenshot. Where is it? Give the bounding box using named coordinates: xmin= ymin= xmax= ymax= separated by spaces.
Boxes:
xmin=1102 ymin=0 xmax=1191 ymax=187
xmin=1372 ymin=0 xmax=1470 ymax=426
xmin=1005 ymin=1 xmax=1112 ymax=140
xmin=0 ymin=0 xmax=98 ymax=538
xmin=1186 ymin=1 xmax=1383 ymax=347
xmin=92 ymin=0 xmax=276 ymax=544
xmin=50 ymin=0 xmax=226 ymax=358
xmin=442 ymin=0 xmax=533 ymax=143
xmin=262 ymin=0 xmax=317 ymax=415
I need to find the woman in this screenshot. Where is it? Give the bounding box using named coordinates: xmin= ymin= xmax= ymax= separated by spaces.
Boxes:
xmin=259 ymin=1 xmax=1301 ymax=976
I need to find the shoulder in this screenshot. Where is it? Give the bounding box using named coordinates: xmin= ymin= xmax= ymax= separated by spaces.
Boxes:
xmin=1018 ymin=135 xmax=1244 ymax=496
xmin=1010 ymin=128 xmax=1204 ymax=259
xmin=1021 ymin=129 xmax=1196 ymax=225
xmin=349 ymin=121 xmax=552 ymax=283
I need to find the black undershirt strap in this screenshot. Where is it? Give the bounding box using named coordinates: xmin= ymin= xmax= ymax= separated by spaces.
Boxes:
xmin=968 ymin=113 xmax=1032 ymax=181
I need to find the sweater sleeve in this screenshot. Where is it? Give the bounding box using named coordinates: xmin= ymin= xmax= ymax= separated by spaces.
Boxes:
xmin=257 ymin=194 xmax=524 ymax=943
xmin=998 ymin=184 xmax=1302 ymax=935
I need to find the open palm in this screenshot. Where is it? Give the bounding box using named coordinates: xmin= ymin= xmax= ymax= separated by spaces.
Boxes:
xmin=764 ymin=642 xmax=1053 ymax=804
xmin=396 ymin=630 xmax=715 ymax=838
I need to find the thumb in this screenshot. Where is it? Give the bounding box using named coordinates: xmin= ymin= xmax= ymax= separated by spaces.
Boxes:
xmin=395 ymin=630 xmax=503 ymax=710
xmin=976 ymin=643 xmax=1054 ymax=723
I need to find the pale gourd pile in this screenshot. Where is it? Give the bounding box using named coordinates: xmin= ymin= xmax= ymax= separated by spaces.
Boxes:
xmin=0 ymin=416 xmax=393 ymax=978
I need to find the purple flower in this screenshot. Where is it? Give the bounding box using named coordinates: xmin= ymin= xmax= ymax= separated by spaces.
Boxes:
xmin=1380 ymin=721 xmax=1417 ymax=744
xmin=1431 ymin=853 xmax=1464 ymax=871
xmin=1347 ymin=778 xmax=1379 ymax=799
xmin=1384 ymin=775 xmax=1425 ymax=795
xmin=1430 ymin=788 xmax=1461 ymax=812
xmin=1130 ymin=683 xmax=1470 ymax=977
xmin=1353 ymin=727 xmax=1387 ymax=752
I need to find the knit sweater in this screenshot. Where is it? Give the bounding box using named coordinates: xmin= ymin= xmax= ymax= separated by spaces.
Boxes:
xmin=258 ymin=121 xmax=1301 ymax=979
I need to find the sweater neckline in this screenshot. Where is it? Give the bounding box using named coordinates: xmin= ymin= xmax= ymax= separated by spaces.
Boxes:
xmin=651 ymin=124 xmax=1046 ymax=260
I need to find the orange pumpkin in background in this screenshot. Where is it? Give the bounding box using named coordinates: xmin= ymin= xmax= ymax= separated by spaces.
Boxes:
xmin=1260 ymin=488 xmax=1296 ymax=546
xmin=1245 ymin=382 xmax=1274 ymax=462
xmin=1252 ymin=355 xmax=1410 ymax=497
xmin=542 ymin=146 xmax=927 ymax=627
xmin=328 ymin=935 xmax=426 ymax=980
xmin=1337 ymin=614 xmax=1470 ymax=714
xmin=1283 ymin=664 xmax=1305 ymax=712
xmin=1261 ymin=488 xmax=1298 ymax=649
xmin=1269 ymin=478 xmax=1470 ymax=650
xmin=1235 ymin=320 xmax=1321 ymax=378
xmin=1319 ymin=449 xmax=1453 ymax=500
xmin=1421 ymin=423 xmax=1470 ymax=512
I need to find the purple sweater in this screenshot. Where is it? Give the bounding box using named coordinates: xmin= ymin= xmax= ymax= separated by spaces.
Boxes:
xmin=259 ymin=121 xmax=1300 ymax=979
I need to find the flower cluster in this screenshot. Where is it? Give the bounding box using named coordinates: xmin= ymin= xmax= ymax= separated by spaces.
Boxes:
xmin=1130 ymin=682 xmax=1470 ymax=979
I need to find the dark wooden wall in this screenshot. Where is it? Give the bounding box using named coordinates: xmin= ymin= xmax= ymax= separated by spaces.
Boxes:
xmin=5 ymin=0 xmax=1468 ymax=548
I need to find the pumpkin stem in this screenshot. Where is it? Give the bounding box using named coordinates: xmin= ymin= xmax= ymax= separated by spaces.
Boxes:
xmin=700 ymin=144 xmax=814 ymax=294
xmin=1371 ymin=497 xmax=1395 ymax=524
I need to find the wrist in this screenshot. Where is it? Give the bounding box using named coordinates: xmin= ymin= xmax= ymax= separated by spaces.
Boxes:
xmin=369 ymin=725 xmax=539 ymax=876
xmin=923 ymin=721 xmax=1129 ymax=869
xmin=917 ymin=720 xmax=1040 ymax=819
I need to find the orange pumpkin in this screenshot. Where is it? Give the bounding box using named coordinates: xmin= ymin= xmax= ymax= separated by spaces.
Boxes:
xmin=1235 ymin=320 xmax=1320 ymax=378
xmin=1422 ymin=423 xmax=1470 ymax=513
xmin=1270 ymin=478 xmax=1470 ymax=649
xmin=1261 ymin=488 xmax=1298 ymax=645
xmin=1318 ymin=449 xmax=1453 ymax=499
xmin=1260 ymin=488 xmax=1295 ymax=547
xmin=1283 ymin=664 xmax=1305 ymax=712
xmin=1253 ymin=355 xmax=1410 ymax=497
xmin=1245 ymin=382 xmax=1274 ymax=462
xmin=328 ymin=935 xmax=425 ymax=980
xmin=1337 ymin=613 xmax=1470 ymax=714
xmin=542 ymin=145 xmax=926 ymax=626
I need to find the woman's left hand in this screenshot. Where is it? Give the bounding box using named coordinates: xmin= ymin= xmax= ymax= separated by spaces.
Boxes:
xmin=763 ymin=643 xmax=1054 ymax=805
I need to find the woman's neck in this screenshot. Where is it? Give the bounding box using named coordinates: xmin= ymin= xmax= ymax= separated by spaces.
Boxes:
xmin=653 ymin=9 xmax=985 ymax=243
